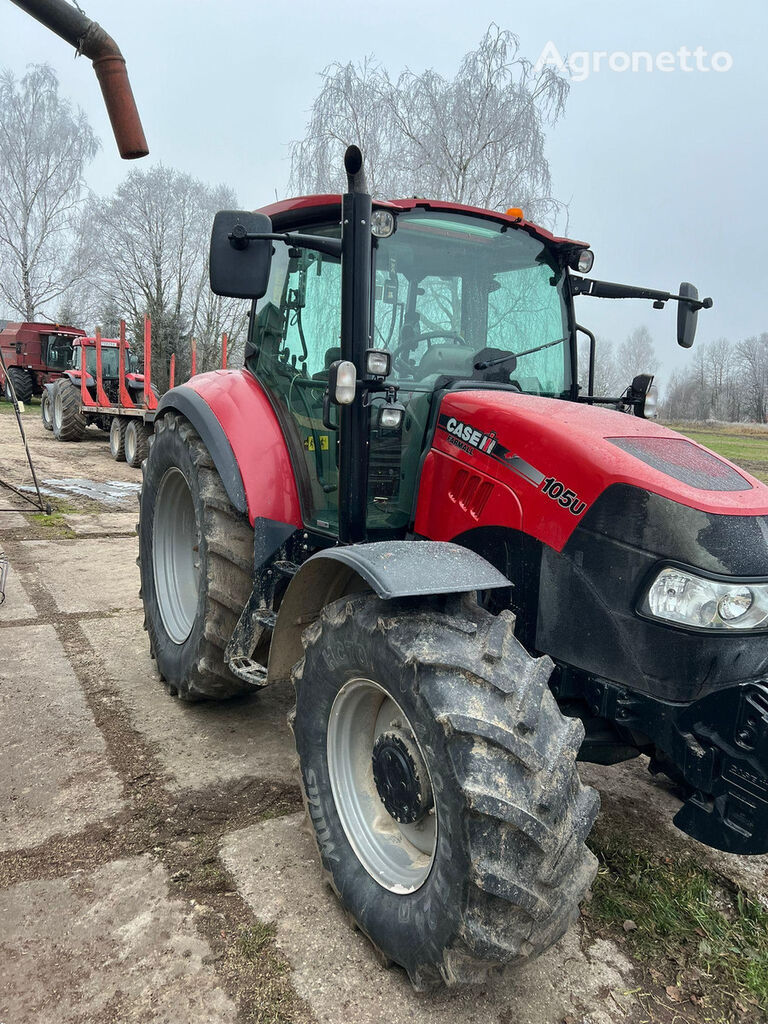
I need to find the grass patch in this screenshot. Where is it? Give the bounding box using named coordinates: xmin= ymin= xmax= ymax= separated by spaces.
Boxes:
xmin=0 ymin=398 xmax=37 ymax=415
xmin=666 ymin=421 xmax=768 ymax=484
xmin=237 ymin=921 xmax=278 ymax=961
xmin=588 ymin=828 xmax=768 ymax=1016
xmin=28 ymin=511 xmax=75 ymax=538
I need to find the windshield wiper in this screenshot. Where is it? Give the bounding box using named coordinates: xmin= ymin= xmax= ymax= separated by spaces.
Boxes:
xmin=474 ymin=336 xmax=568 ymax=370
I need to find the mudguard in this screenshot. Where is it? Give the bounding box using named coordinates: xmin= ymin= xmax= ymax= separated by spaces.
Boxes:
xmin=155 ymin=369 xmax=302 ymax=528
xmin=312 ymin=541 xmax=510 ymax=599
xmin=267 ymin=540 xmax=510 ymax=684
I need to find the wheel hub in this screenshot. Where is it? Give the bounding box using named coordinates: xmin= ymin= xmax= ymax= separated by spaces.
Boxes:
xmin=372 ymin=729 xmax=433 ymax=824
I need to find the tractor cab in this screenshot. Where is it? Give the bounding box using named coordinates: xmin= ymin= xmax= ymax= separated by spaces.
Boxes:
xmin=243 ymin=202 xmax=579 ymax=539
xmin=233 ymin=186 xmax=704 ymax=545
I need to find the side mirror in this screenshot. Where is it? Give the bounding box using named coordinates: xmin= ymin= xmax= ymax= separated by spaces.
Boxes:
xmin=677 ymin=282 xmax=699 ymax=349
xmin=210 ymin=211 xmax=273 ymax=299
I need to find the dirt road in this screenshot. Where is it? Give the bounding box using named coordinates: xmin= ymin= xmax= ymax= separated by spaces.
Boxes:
xmin=1 ymin=409 xmax=766 ymax=1023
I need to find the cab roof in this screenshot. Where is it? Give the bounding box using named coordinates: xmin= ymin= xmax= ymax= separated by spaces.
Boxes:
xmin=257 ymin=195 xmax=588 ymax=254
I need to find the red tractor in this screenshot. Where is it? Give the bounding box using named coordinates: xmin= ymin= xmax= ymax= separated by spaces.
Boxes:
xmin=136 ymin=148 xmax=768 ymax=988
xmin=0 ymin=321 xmax=85 ymax=404
xmin=49 ymin=331 xmax=157 ymax=467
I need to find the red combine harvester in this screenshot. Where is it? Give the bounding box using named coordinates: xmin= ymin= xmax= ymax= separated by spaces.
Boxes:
xmin=0 ymin=321 xmax=86 ymax=403
xmin=49 ymin=320 xmax=158 ymax=467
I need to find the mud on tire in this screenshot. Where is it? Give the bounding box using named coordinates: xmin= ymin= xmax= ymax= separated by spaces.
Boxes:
xmin=52 ymin=379 xmax=86 ymax=441
xmin=292 ymin=592 xmax=599 ymax=990
xmin=138 ymin=410 xmax=254 ymax=699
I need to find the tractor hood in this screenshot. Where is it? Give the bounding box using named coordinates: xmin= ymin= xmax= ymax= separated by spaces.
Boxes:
xmin=419 ymin=389 xmax=768 ymax=552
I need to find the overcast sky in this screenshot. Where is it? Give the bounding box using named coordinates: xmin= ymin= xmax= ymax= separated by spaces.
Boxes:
xmin=2 ymin=0 xmax=764 ymax=380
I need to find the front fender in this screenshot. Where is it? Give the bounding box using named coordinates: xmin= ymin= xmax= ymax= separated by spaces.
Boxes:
xmin=155 ymin=369 xmax=301 ymax=527
xmin=267 ymin=540 xmax=510 ymax=683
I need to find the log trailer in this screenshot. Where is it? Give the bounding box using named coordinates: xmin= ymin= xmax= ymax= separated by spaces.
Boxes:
xmin=47 ymin=322 xmax=157 ymax=467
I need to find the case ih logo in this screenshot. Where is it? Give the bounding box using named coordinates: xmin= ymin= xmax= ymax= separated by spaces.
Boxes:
xmin=442 ymin=416 xmax=498 ymax=454
xmin=438 ymin=414 xmax=545 ymax=487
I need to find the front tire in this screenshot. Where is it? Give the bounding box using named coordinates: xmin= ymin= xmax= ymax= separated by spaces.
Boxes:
xmin=5 ymin=366 xmax=33 ymax=403
xmin=138 ymin=411 xmax=255 ymax=699
xmin=292 ymin=593 xmax=599 ymax=990
xmin=52 ymin=380 xmax=86 ymax=441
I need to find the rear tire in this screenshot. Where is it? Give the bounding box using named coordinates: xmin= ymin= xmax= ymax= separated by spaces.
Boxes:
xmin=52 ymin=379 xmax=86 ymax=441
xmin=125 ymin=418 xmax=150 ymax=468
xmin=110 ymin=416 xmax=127 ymax=461
xmin=138 ymin=411 xmax=255 ymax=699
xmin=5 ymin=366 xmax=33 ymax=403
xmin=292 ymin=593 xmax=599 ymax=990
xmin=40 ymin=388 xmax=53 ymax=431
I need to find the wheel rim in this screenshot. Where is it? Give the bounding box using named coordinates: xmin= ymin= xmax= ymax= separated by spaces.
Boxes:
xmin=327 ymin=678 xmax=437 ymax=893
xmin=152 ymin=467 xmax=199 ymax=644
xmin=125 ymin=424 xmax=136 ymax=464
xmin=110 ymin=418 xmax=120 ymax=455
xmin=53 ymin=389 xmax=63 ymax=430
xmin=42 ymin=394 xmax=51 ymax=426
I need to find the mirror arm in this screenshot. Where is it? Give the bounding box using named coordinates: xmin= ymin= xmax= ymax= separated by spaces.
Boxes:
xmin=228 ymin=227 xmax=341 ymax=259
xmin=573 ymin=276 xmax=712 ymax=311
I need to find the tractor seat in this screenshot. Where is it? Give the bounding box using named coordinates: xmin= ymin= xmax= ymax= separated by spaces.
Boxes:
xmin=312 ymin=346 xmax=342 ymax=380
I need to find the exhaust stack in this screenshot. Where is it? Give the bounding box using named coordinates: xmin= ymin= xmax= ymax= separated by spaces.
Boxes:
xmin=11 ymin=0 xmax=148 ymax=159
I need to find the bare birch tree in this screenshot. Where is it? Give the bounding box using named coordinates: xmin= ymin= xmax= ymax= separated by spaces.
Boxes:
xmin=0 ymin=65 xmax=99 ymax=320
xmin=289 ymin=25 xmax=569 ymax=224
xmin=91 ymin=166 xmax=247 ymax=389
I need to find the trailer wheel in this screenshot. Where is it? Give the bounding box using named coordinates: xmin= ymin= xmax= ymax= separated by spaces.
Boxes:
xmin=125 ymin=419 xmax=150 ymax=468
xmin=109 ymin=416 xmax=127 ymax=461
xmin=52 ymin=379 xmax=86 ymax=441
xmin=40 ymin=388 xmax=54 ymax=431
xmin=292 ymin=593 xmax=599 ymax=990
xmin=4 ymin=366 xmax=33 ymax=403
xmin=138 ymin=411 xmax=254 ymax=699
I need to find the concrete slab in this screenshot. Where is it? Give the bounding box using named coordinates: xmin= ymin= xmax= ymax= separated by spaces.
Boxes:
xmin=222 ymin=815 xmax=636 ymax=1024
xmin=0 ymin=854 xmax=237 ymax=1023
xmin=89 ymin=611 xmax=297 ymax=791
xmin=581 ymin=758 xmax=768 ymax=894
xmin=63 ymin=511 xmax=138 ymax=535
xmin=0 ymin=510 xmax=27 ymax=530
xmin=0 ymin=624 xmax=124 ymax=851
xmin=16 ymin=535 xmax=142 ymax=613
xmin=0 ymin=560 xmax=36 ymax=621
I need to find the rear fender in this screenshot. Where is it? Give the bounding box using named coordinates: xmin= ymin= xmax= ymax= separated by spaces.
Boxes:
xmin=154 ymin=369 xmax=302 ymax=527
xmin=267 ymin=540 xmax=510 ymax=683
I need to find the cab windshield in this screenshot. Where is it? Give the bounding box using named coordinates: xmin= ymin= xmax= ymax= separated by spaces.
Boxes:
xmin=77 ymin=346 xmax=136 ymax=376
xmin=373 ymin=211 xmax=571 ymax=397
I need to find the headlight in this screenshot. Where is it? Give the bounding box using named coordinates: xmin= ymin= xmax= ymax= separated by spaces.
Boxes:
xmin=641 ymin=566 xmax=768 ymax=631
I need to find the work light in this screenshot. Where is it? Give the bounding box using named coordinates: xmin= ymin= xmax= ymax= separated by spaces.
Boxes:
xmin=371 ymin=210 xmax=395 ymax=238
xmin=365 ymin=349 xmax=392 ymax=378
